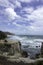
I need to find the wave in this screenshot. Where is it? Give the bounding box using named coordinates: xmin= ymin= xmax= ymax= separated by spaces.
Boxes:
xmin=8 ymin=35 xmax=43 ymax=46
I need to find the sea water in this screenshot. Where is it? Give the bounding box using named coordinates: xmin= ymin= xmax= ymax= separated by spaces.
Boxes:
xmin=8 ymin=35 xmax=43 ymax=58
xmin=9 ymin=35 xmax=43 ymax=44
xmin=7 ymin=35 xmax=43 ymax=49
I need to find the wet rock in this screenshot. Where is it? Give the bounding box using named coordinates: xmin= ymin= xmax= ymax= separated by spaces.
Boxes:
xmin=21 ymin=51 xmax=28 ymax=57
xmin=41 ymin=42 xmax=43 ymax=57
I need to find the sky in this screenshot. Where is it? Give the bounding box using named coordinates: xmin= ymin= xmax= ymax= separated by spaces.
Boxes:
xmin=0 ymin=0 xmax=43 ymax=35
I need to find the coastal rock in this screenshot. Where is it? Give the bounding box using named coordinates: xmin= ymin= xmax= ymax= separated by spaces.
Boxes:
xmin=41 ymin=42 xmax=43 ymax=57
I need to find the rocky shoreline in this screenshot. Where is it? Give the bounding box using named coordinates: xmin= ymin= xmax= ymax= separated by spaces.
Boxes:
xmin=0 ymin=54 xmax=43 ymax=65
xmin=0 ymin=56 xmax=43 ymax=65
xmin=0 ymin=40 xmax=43 ymax=65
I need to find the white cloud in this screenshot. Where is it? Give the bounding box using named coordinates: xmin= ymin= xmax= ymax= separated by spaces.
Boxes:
xmin=0 ymin=0 xmax=21 ymax=22
xmin=5 ymin=7 xmax=20 ymax=20
xmin=21 ymin=6 xmax=43 ymax=34
xmin=8 ymin=0 xmax=22 ymax=8
xmin=22 ymin=7 xmax=34 ymax=14
xmin=0 ymin=0 xmax=9 ymax=7
xmin=15 ymin=0 xmax=22 ymax=8
xmin=0 ymin=0 xmax=14 ymax=8
xmin=0 ymin=0 xmax=22 ymax=8
xmin=12 ymin=22 xmax=21 ymax=27
xmin=11 ymin=6 xmax=43 ymax=34
xmin=0 ymin=0 xmax=43 ymax=35
xmin=25 ymin=6 xmax=43 ymax=24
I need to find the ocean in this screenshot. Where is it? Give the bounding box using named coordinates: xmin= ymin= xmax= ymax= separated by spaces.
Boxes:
xmin=8 ymin=35 xmax=43 ymax=46
xmin=8 ymin=35 xmax=43 ymax=58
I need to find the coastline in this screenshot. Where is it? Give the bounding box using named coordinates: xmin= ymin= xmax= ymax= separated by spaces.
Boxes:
xmin=0 ymin=39 xmax=43 ymax=65
xmin=0 ymin=55 xmax=43 ymax=65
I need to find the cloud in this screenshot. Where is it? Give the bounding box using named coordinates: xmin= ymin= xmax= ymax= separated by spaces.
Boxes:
xmin=0 ymin=0 xmax=21 ymax=21
xmin=9 ymin=0 xmax=22 ymax=8
xmin=18 ymin=6 xmax=43 ymax=34
xmin=0 ymin=7 xmax=21 ymax=22
xmin=19 ymin=0 xmax=33 ymax=3
xmin=32 ymin=7 xmax=43 ymax=23
xmin=24 ymin=6 xmax=43 ymax=23
xmin=14 ymin=0 xmax=22 ymax=8
xmin=0 ymin=0 xmax=43 ymax=35
xmin=0 ymin=0 xmax=22 ymax=8
xmin=5 ymin=8 xmax=18 ymax=20
xmin=0 ymin=0 xmax=14 ymax=8
xmin=19 ymin=6 xmax=43 ymax=35
xmin=12 ymin=22 xmax=21 ymax=27
xmin=19 ymin=0 xmax=39 ymax=3
xmin=22 ymin=7 xmax=34 ymax=14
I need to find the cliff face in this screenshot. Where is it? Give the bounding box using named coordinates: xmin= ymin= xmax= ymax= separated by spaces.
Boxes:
xmin=0 ymin=40 xmax=21 ymax=56
xmin=5 ymin=32 xmax=15 ymax=35
xmin=0 ymin=31 xmax=7 ymax=40
xmin=0 ymin=31 xmax=15 ymax=35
